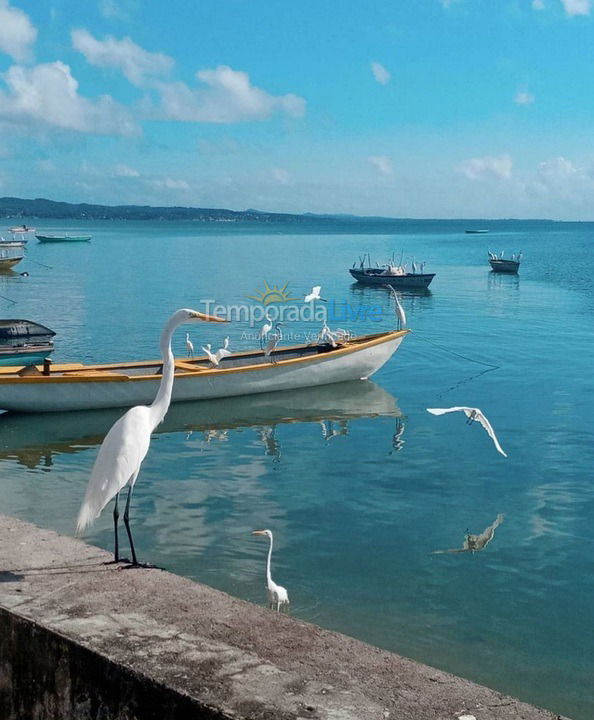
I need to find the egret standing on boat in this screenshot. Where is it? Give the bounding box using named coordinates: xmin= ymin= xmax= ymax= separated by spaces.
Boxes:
xmin=76 ymin=308 xmax=227 ymax=566
xmin=427 ymin=406 xmax=507 ymax=457
xmin=185 ymin=333 xmax=194 ymax=358
xmin=252 ymin=529 xmax=290 ymax=611
xmin=202 ymin=343 xmax=219 ymax=367
xmin=215 ymin=336 xmax=231 ymax=364
xmin=259 ymin=313 xmax=273 ymax=349
xmin=264 ymin=323 xmax=283 ymax=363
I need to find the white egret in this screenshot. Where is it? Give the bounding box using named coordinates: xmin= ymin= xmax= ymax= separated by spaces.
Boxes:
xmin=201 ymin=343 xmax=219 ymax=367
xmin=214 ymin=336 xmax=231 ymax=364
xmin=185 ymin=332 xmax=194 ymax=358
xmin=427 ymin=406 xmax=507 ymax=457
xmin=384 ymin=284 xmax=407 ymax=329
xmin=433 ymin=514 xmax=504 ymax=554
xmin=252 ymin=529 xmax=290 ymax=611
xmin=304 ymin=285 xmax=327 ymax=303
xmin=318 ymin=322 xmax=337 ymax=347
xmin=259 ymin=313 xmax=273 ymax=349
xmin=264 ymin=323 xmax=283 ymax=363
xmin=76 ymin=308 xmax=227 ymax=566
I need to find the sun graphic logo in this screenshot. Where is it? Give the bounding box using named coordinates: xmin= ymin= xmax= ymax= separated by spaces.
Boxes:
xmin=246 ymin=281 xmax=299 ymax=306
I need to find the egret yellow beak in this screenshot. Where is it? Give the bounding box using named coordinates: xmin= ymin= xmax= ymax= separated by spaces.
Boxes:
xmin=251 ymin=530 xmax=266 ymax=535
xmin=190 ymin=311 xmax=229 ymax=323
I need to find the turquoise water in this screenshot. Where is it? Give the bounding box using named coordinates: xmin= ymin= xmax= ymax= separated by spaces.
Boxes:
xmin=1 ymin=218 xmax=593 ymax=718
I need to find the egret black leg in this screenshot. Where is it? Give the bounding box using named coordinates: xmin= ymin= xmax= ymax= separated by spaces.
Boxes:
xmin=113 ymin=492 xmax=120 ymax=561
xmin=123 ymin=485 xmax=139 ymax=566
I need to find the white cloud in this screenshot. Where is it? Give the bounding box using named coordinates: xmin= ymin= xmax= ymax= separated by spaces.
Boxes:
xmin=0 ymin=0 xmax=37 ymax=62
xmin=532 ymin=0 xmax=545 ymax=9
xmin=515 ymin=90 xmax=535 ymax=105
xmin=151 ymin=177 xmax=190 ymax=190
xmin=114 ymin=163 xmax=139 ymax=177
xmin=0 ymin=61 xmax=139 ymax=135
xmin=369 ymin=155 xmax=393 ymax=176
xmin=272 ymin=168 xmax=290 ymax=185
xmin=560 ymin=0 xmax=590 ymax=15
xmin=371 ymin=61 xmax=391 ymax=85
xmin=458 ymin=153 xmax=513 ymax=181
xmin=71 ymin=29 xmax=174 ymax=85
xmin=156 ymin=65 xmax=306 ymax=123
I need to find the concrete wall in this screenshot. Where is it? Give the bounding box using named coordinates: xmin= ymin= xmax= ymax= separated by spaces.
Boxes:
xmin=0 ymin=516 xmax=565 ymax=720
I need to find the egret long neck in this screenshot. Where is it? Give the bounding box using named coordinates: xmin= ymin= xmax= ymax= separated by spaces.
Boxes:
xmin=149 ymin=317 xmax=177 ymax=427
xmin=266 ymin=535 xmax=273 ymax=586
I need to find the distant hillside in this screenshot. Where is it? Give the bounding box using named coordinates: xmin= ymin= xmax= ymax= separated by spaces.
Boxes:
xmin=0 ymin=196 xmax=341 ymax=223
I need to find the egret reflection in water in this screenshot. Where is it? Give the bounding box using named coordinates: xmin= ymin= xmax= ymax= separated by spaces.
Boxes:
xmin=433 ymin=514 xmax=505 ymax=554
xmin=0 ymin=380 xmax=402 ymax=471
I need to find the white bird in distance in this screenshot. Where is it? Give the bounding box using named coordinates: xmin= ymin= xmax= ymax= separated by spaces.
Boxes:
xmin=252 ymin=529 xmax=290 ymax=611
xmin=259 ymin=313 xmax=273 ymax=348
xmin=427 ymin=407 xmax=507 ymax=457
xmin=76 ymin=308 xmax=227 ymax=566
xmin=185 ymin=332 xmax=194 ymax=358
xmin=304 ymin=285 xmax=327 ymax=303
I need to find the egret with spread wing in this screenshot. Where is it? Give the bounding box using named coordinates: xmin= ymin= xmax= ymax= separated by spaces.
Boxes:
xmin=214 ymin=336 xmax=231 ymax=364
xmin=76 ymin=308 xmax=227 ymax=566
xmin=427 ymin=406 xmax=507 ymax=457
xmin=201 ymin=343 xmax=219 ymax=367
xmin=252 ymin=529 xmax=290 ymax=611
xmin=304 ymin=285 xmax=327 ymax=303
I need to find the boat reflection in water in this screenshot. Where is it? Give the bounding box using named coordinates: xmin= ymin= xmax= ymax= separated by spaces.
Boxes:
xmin=0 ymin=380 xmax=402 ymax=470
xmin=432 ymin=514 xmax=504 ymax=554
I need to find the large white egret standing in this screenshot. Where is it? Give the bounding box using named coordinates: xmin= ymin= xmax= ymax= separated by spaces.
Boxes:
xmin=384 ymin=284 xmax=407 ymax=329
xmin=252 ymin=529 xmax=290 ymax=611
xmin=76 ymin=308 xmax=227 ymax=566
xmin=427 ymin=406 xmax=507 ymax=457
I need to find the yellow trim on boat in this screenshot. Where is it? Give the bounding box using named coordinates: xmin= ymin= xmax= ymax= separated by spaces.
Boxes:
xmin=0 ymin=330 xmax=409 ymax=384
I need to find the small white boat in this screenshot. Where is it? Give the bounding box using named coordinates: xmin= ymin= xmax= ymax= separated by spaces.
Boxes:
xmin=0 ymin=330 xmax=408 ymax=413
xmin=9 ymin=225 xmax=35 ymax=234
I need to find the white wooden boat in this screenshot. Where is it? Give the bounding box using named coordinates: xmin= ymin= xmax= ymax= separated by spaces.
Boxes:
xmin=0 ymin=330 xmax=408 ymax=413
xmin=0 ymin=240 xmax=25 ymax=269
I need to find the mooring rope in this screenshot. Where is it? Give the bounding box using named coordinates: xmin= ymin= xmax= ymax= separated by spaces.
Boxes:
xmin=411 ymin=331 xmax=501 ymax=369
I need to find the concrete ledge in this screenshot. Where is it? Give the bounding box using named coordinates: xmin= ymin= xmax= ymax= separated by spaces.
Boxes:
xmin=0 ymin=516 xmax=564 ymax=720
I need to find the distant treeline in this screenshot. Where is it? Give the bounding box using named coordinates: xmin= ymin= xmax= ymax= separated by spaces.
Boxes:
xmin=0 ymin=196 xmax=333 ymax=223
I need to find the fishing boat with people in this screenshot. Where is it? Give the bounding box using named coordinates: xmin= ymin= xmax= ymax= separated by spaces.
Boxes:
xmin=8 ymin=225 xmax=35 ymax=234
xmin=0 ymin=319 xmax=55 ymax=367
xmin=0 ymin=329 xmax=408 ymax=413
xmin=36 ymin=233 xmax=91 ymax=243
xmin=350 ymin=253 xmax=435 ymax=288
xmin=488 ymin=251 xmax=521 ymax=274
xmin=0 ymin=239 xmax=26 ymax=270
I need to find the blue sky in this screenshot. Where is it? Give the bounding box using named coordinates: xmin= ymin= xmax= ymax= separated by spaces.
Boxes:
xmin=0 ymin=0 xmax=593 ymax=218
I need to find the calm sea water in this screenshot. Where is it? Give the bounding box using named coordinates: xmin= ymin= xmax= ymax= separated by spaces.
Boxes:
xmin=1 ymin=218 xmax=593 ymax=718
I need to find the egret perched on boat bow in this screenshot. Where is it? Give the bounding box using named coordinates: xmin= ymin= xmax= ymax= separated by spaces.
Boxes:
xmin=185 ymin=333 xmax=194 ymax=358
xmin=304 ymin=285 xmax=327 ymax=303
xmin=252 ymin=529 xmax=289 ymax=611
xmin=264 ymin=323 xmax=283 ymax=363
xmin=76 ymin=308 xmax=227 ymax=566
xmin=427 ymin=406 xmax=507 ymax=457
xmin=384 ymin=285 xmax=407 ymax=329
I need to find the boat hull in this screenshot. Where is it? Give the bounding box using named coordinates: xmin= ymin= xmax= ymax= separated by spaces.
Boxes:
xmin=0 ymin=350 xmax=52 ymax=367
xmin=36 ymin=235 xmax=91 ymax=243
xmin=0 ymin=331 xmax=407 ymax=412
xmin=349 ymin=268 xmax=435 ymax=288
xmin=489 ymin=259 xmax=519 ymax=273
xmin=0 ymin=256 xmax=23 ymax=269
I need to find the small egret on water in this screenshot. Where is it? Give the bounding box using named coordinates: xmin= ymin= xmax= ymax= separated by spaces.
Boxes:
xmin=384 ymin=284 xmax=407 ymax=329
xmin=304 ymin=285 xmax=327 ymax=303
xmin=252 ymin=529 xmax=290 ymax=611
xmin=76 ymin=308 xmax=227 ymax=566
xmin=427 ymin=406 xmax=507 ymax=457
xmin=433 ymin=514 xmax=504 ymax=555
xmin=259 ymin=313 xmax=273 ymax=349
xmin=185 ymin=333 xmax=194 ymax=358
xmin=264 ymin=323 xmax=283 ymax=363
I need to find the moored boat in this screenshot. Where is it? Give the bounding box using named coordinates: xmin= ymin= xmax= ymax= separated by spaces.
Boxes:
xmin=0 ymin=319 xmax=56 ymax=338
xmin=350 ymin=267 xmax=435 ymax=288
xmin=465 ymin=229 xmax=489 ymax=234
xmin=36 ymin=234 xmax=91 ymax=243
xmin=0 ymin=330 xmax=408 ymax=413
xmin=0 ymin=319 xmax=55 ymax=367
xmin=488 ymin=251 xmax=521 ymax=273
xmin=0 ymin=240 xmax=25 ymax=269
xmin=8 ymin=225 xmax=35 ymax=234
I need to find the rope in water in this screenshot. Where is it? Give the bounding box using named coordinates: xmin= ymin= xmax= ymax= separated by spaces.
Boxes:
xmin=411 ymin=330 xmax=501 ymax=370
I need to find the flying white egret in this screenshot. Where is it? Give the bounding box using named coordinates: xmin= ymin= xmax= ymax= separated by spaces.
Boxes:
xmin=76 ymin=308 xmax=227 ymax=566
xmin=252 ymin=529 xmax=289 ymax=611
xmin=264 ymin=323 xmax=283 ymax=363
xmin=259 ymin=313 xmax=273 ymax=349
xmin=214 ymin=336 xmax=231 ymax=364
xmin=304 ymin=285 xmax=327 ymax=303
xmin=427 ymin=406 xmax=507 ymax=457
xmin=201 ymin=343 xmax=219 ymax=367
xmin=384 ymin=284 xmax=407 ymax=329
xmin=185 ymin=332 xmax=194 ymax=358
xmin=433 ymin=514 xmax=504 ymax=554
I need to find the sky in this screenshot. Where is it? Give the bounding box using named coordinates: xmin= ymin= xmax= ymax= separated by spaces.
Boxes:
xmin=0 ymin=0 xmax=594 ymax=219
